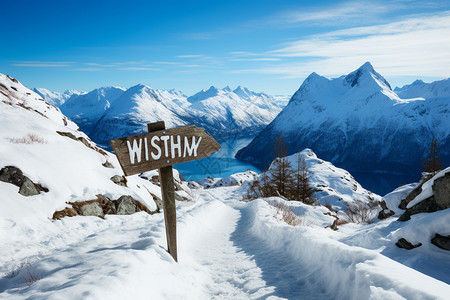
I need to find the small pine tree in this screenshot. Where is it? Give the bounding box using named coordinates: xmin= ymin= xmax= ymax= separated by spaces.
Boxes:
xmin=270 ymin=134 xmax=295 ymax=198
xmin=273 ymin=134 xmax=288 ymax=159
xmin=270 ymin=156 xmax=295 ymax=198
xmin=423 ymin=138 xmax=442 ymax=173
xmin=292 ymin=152 xmax=315 ymax=204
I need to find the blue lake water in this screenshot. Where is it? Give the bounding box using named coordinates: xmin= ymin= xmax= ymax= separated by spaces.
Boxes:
xmin=175 ymin=138 xmax=260 ymax=181
xmin=176 ymin=137 xmax=420 ymax=196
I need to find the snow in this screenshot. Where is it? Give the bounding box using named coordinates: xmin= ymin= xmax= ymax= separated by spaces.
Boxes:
xmin=407 ymin=167 xmax=450 ymax=208
xmin=266 ymin=149 xmax=381 ymax=210
xmin=1 ymin=73 xmax=449 ymax=299
xmin=237 ymin=62 xmax=450 ymax=175
xmin=383 ymin=183 xmax=418 ymax=215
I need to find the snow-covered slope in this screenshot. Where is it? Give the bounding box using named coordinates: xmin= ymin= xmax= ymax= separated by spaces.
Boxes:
xmin=58 ymin=86 xmax=126 ymax=134
xmin=89 ymin=84 xmax=188 ymax=146
xmin=266 ymin=149 xmax=381 ymax=210
xmin=33 ymin=87 xmax=85 ymax=106
xmin=395 ymin=78 xmax=450 ymax=100
xmin=237 ymin=62 xmax=450 ymax=174
xmin=0 ymin=73 xmax=162 ymax=267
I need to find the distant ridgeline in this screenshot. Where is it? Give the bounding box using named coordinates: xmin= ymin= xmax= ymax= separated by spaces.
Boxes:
xmin=34 ymin=85 xmax=287 ymax=149
xmin=236 ymin=62 xmax=450 ymax=175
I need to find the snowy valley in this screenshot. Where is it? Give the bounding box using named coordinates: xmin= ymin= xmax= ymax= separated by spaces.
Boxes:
xmin=1 ymin=72 xmax=449 ymax=299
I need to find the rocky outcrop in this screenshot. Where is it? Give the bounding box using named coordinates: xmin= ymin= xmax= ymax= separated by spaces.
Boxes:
xmin=378 ymin=200 xmax=395 ymax=220
xmin=0 ymin=166 xmax=48 ymax=196
xmin=431 ymin=234 xmax=450 ymax=251
xmin=52 ymin=194 xmax=156 ymax=220
xmin=110 ymin=175 xmax=127 ymax=187
xmin=102 ymin=160 xmax=114 ymax=168
xmin=399 ymin=171 xmax=450 ymax=221
xmin=56 ymin=131 xmax=107 ymax=156
xmin=396 ymin=238 xmax=422 ymax=250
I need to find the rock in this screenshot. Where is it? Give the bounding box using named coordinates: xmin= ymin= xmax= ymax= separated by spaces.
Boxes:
xmin=399 ymin=171 xmax=450 ymax=221
xmin=56 ymin=131 xmax=77 ymax=141
xmin=431 ymin=233 xmax=450 ymax=250
xmin=53 ymin=207 xmax=78 ymax=220
xmin=116 ymin=195 xmax=140 ymax=215
xmin=110 ymin=175 xmax=127 ymax=187
xmin=149 ymin=192 xmax=163 ymax=211
xmin=433 ymin=172 xmax=450 ymax=207
xmin=102 ymin=160 xmax=114 ymax=168
xmin=0 ymin=166 xmax=27 ymax=187
xmin=378 ymin=200 xmax=395 ymax=220
xmin=77 ymin=136 xmax=91 ymax=148
xmin=79 ymin=202 xmax=104 ymax=218
xmin=378 ymin=209 xmax=395 ymax=220
xmin=396 ymin=238 xmax=422 ymax=250
xmin=174 ymin=192 xmax=190 ymax=202
xmin=19 ymin=178 xmax=40 ymax=196
xmin=187 ymin=181 xmax=202 ymax=189
xmin=97 ymin=194 xmax=116 ymax=214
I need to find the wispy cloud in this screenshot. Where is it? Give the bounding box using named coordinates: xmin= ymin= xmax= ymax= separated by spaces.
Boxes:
xmin=12 ymin=60 xmax=163 ymax=72
xmin=176 ymin=55 xmax=204 ymax=58
xmin=116 ymin=67 xmax=161 ymax=71
xmin=11 ymin=61 xmax=73 ymax=67
xmin=230 ymin=58 xmax=281 ymax=62
xmin=271 ymin=0 xmax=446 ymax=27
xmin=232 ymin=12 xmax=450 ymax=78
xmin=154 ymin=61 xmax=181 ymax=65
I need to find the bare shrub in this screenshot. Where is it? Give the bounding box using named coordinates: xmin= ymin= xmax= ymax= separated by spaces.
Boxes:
xmin=343 ymin=200 xmax=379 ymax=223
xmin=7 ymin=133 xmax=47 ymax=144
xmin=267 ymin=200 xmax=303 ymax=226
xmin=4 ymin=260 xmax=40 ymax=286
xmin=22 ymin=267 xmax=40 ymax=286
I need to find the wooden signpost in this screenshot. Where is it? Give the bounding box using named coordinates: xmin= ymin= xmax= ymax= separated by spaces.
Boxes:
xmin=110 ymin=121 xmax=221 ymax=262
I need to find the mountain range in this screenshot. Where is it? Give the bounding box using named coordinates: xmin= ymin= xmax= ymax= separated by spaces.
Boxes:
xmin=236 ymin=62 xmax=449 ymax=175
xmin=35 ymin=85 xmax=287 ymax=147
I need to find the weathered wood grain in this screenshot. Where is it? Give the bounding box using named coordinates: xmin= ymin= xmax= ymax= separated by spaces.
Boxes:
xmin=110 ymin=125 xmax=221 ymax=176
xmin=148 ymin=122 xmax=178 ymax=262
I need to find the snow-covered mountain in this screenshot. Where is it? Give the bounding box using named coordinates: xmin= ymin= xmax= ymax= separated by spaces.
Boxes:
xmin=394 ymin=78 xmax=450 ymax=99
xmin=33 ymin=87 xmax=85 ymax=106
xmin=58 ymin=86 xmax=126 ymax=134
xmin=36 ymin=84 xmax=283 ymax=148
xmin=89 ymin=84 xmax=188 ymax=146
xmin=236 ymin=62 xmax=450 ymax=174
xmin=184 ymin=86 xmax=282 ymax=139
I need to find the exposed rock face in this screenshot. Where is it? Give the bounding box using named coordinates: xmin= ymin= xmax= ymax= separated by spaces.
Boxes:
xmin=110 ymin=175 xmax=127 ymax=187
xmin=399 ymin=171 xmax=450 ymax=221
xmin=102 ymin=160 xmax=114 ymax=168
xmin=18 ymin=178 xmax=39 ymax=196
xmin=116 ymin=195 xmax=140 ymax=215
xmin=0 ymin=166 xmax=46 ymax=196
xmin=378 ymin=200 xmax=395 ymax=220
xmin=52 ymin=194 xmax=155 ymax=220
xmin=0 ymin=166 xmax=27 ymax=186
xmin=80 ymin=202 xmax=104 ymax=218
xmin=396 ymin=238 xmax=422 ymax=250
xmin=431 ymin=234 xmax=450 ymax=250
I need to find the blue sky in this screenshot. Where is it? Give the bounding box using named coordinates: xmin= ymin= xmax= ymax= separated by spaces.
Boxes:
xmin=1 ymin=0 xmax=450 ymax=95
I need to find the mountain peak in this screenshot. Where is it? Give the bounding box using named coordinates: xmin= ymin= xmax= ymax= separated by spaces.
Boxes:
xmin=344 ymin=62 xmax=391 ymax=90
xmin=223 ymin=86 xmax=232 ymax=92
xmin=358 ymin=61 xmax=375 ymax=72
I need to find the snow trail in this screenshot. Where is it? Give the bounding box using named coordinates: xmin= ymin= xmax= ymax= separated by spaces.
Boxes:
xmin=186 ymin=188 xmax=331 ymax=299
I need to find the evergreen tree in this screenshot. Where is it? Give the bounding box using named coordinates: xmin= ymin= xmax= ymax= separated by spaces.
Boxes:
xmin=423 ymin=138 xmax=442 ymax=173
xmin=293 ymin=153 xmax=315 ymax=204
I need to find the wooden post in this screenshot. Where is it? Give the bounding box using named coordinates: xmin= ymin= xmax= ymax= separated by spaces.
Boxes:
xmin=148 ymin=121 xmax=178 ymax=262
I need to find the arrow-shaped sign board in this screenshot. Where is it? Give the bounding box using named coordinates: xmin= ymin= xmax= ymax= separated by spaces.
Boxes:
xmin=110 ymin=122 xmax=221 ymax=262
xmin=110 ymin=125 xmax=221 ymax=176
